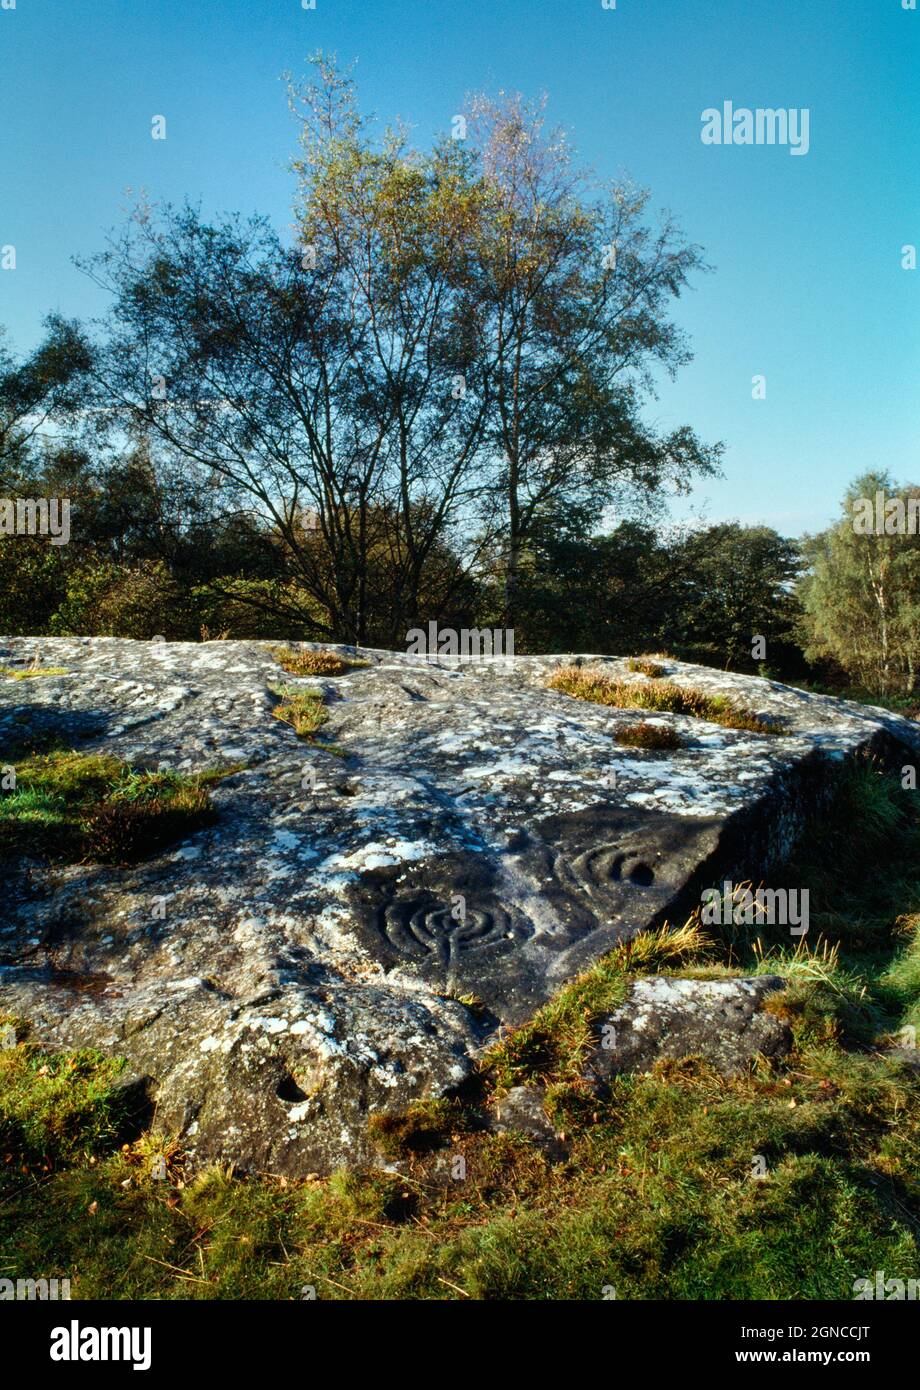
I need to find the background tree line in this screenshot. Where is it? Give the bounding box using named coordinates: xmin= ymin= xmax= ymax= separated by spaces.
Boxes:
xmin=1 ymin=60 xmax=917 ymax=703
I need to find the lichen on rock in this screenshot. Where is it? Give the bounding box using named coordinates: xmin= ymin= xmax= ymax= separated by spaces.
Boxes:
xmin=1 ymin=637 xmax=917 ymax=1174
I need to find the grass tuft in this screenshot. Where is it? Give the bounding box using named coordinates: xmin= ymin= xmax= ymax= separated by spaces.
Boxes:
xmin=270 ymin=646 xmax=367 ymax=678
xmin=626 ymin=657 xmax=667 ymax=678
xmin=269 ymin=686 xmax=330 ymax=741
xmin=548 ymin=665 xmax=780 ymax=734
xmin=488 ymin=919 xmax=711 ymax=1091
xmin=0 ymin=665 xmax=69 ymax=681
xmin=614 ymin=721 xmax=683 ymax=750
xmin=367 ymin=1099 xmax=456 ymax=1158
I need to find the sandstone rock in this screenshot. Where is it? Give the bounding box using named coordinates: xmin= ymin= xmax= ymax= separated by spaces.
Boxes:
xmin=0 ymin=638 xmax=916 ymax=1173
xmin=585 ymin=975 xmax=792 ymax=1082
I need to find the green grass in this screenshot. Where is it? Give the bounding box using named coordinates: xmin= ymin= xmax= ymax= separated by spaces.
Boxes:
xmin=3 ymin=760 xmax=920 ymax=1299
xmin=0 ymin=665 xmax=69 ymax=680
xmin=0 ymin=1028 xmax=138 ymax=1168
xmin=549 ymin=665 xmax=780 ymax=735
xmin=0 ymin=750 xmax=232 ymax=864
xmin=269 ymin=684 xmax=346 ymax=754
xmin=270 ymin=686 xmax=330 ymax=741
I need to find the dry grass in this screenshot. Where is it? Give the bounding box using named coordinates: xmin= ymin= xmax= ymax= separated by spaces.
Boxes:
xmin=270 ymin=646 xmax=366 ymax=678
xmin=605 ymin=917 xmax=713 ymax=974
xmin=270 ymin=687 xmax=329 ymax=740
xmin=84 ymin=783 xmax=214 ymax=864
xmin=548 ymin=665 xmax=779 ymax=735
xmin=626 ymin=657 xmax=667 ymax=678
xmin=614 ymin=721 xmax=683 ymax=750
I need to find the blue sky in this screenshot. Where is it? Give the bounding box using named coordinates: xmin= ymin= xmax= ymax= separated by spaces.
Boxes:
xmin=0 ymin=0 xmax=916 ymax=536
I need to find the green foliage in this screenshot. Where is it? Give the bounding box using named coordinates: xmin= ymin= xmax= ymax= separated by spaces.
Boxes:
xmin=800 ymin=471 xmax=920 ymax=696
xmin=0 ymin=537 xmax=68 ymax=635
xmin=0 ymin=317 xmax=92 ymax=477
xmin=503 ymin=515 xmax=804 ymax=673
xmin=880 ymin=928 xmax=920 ymax=1035
xmin=49 ymin=559 xmax=197 ymax=640
xmin=669 ymin=523 xmax=803 ymax=673
xmin=0 ymin=1034 xmax=134 ymax=1167
xmin=0 ymin=750 xmax=222 ymax=864
xmin=193 ymin=578 xmax=329 ymax=641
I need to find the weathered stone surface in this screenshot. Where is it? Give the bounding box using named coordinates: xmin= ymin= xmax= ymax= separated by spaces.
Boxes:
xmin=585 ymin=975 xmax=792 ymax=1083
xmin=489 ymin=1085 xmax=566 ymax=1159
xmin=0 ymin=637 xmax=917 ymax=1173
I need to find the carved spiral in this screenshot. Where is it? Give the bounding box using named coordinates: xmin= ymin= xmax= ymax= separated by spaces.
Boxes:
xmin=379 ymin=898 xmax=526 ymax=965
xmin=555 ymin=846 xmax=655 ymax=893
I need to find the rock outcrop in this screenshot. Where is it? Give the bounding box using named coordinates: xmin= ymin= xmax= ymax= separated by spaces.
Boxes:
xmin=585 ymin=975 xmax=792 ymax=1083
xmin=1 ymin=638 xmax=917 ymax=1173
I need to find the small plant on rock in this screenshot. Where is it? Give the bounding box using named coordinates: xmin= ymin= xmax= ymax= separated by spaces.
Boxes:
xmin=548 ymin=666 xmax=779 ymax=735
xmin=626 ymin=657 xmax=667 ymax=679
xmin=270 ymin=686 xmax=329 ymax=740
xmin=270 ymin=646 xmax=367 ymax=678
xmin=0 ymin=664 xmax=69 ymax=681
xmin=614 ymin=721 xmax=684 ymax=750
